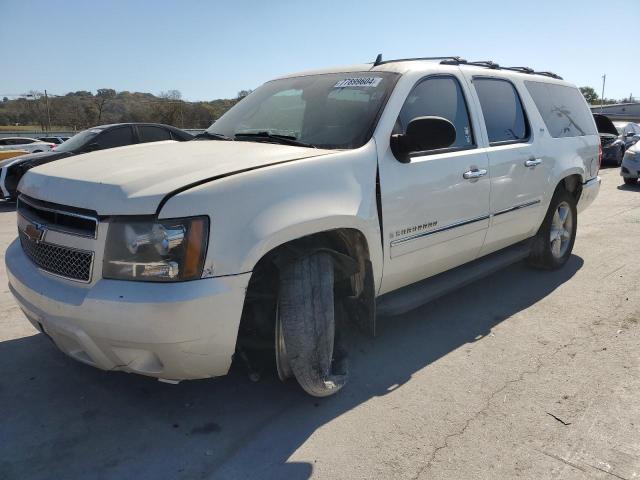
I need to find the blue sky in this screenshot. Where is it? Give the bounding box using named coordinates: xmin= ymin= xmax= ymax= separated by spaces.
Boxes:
xmin=1 ymin=0 xmax=637 ymax=101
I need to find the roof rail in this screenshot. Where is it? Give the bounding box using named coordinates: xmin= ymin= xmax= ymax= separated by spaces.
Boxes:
xmin=369 ymin=54 xmax=563 ymax=80
xmin=439 ymin=58 xmax=563 ymax=80
xmin=372 ymin=55 xmax=467 ymax=66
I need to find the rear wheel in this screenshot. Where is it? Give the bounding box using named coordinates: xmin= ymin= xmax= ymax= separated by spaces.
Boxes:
xmin=276 ymin=252 xmax=347 ymax=397
xmin=528 ymin=188 xmax=577 ymax=270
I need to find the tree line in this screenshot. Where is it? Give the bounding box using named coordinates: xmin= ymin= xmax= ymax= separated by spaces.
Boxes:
xmin=0 ymin=86 xmax=633 ymax=132
xmin=0 ymin=89 xmax=253 ymax=131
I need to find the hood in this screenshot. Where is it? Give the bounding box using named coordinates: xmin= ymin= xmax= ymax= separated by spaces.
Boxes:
xmin=0 ymin=150 xmax=72 ymax=169
xmin=19 ymin=140 xmax=333 ymax=215
xmin=593 ymin=114 xmax=619 ymax=136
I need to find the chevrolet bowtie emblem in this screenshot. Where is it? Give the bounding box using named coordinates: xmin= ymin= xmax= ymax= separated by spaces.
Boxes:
xmin=22 ymin=221 xmax=46 ymax=243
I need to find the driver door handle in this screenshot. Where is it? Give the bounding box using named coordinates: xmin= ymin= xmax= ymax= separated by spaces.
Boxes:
xmin=463 ymin=168 xmax=487 ymax=180
xmin=525 ymin=158 xmax=542 ymax=167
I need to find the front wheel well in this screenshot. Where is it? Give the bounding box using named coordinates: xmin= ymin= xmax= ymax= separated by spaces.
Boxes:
xmin=236 ymin=228 xmax=374 ymax=358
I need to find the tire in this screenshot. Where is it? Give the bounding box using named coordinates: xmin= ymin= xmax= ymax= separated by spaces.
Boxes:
xmin=277 ymin=252 xmax=347 ymax=397
xmin=528 ymin=188 xmax=577 ymax=270
xmin=624 ymin=177 xmax=637 ymax=186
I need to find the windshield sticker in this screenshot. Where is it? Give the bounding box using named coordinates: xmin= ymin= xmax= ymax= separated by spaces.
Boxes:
xmin=334 ymin=77 xmax=382 ymax=88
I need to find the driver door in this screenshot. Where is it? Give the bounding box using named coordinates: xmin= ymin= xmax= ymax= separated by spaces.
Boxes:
xmin=378 ymin=74 xmax=491 ymax=294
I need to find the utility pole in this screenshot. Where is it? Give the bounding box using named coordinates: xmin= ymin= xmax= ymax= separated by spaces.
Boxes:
xmin=600 ymin=74 xmax=606 ymax=112
xmin=44 ymin=89 xmax=51 ymax=132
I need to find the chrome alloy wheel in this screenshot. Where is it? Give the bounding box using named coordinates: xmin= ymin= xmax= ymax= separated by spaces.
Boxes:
xmin=275 ymin=305 xmax=293 ymax=381
xmin=550 ymin=201 xmax=573 ymax=259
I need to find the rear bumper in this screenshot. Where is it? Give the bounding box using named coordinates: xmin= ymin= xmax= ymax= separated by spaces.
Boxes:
xmin=6 ymin=239 xmax=251 ymax=380
xmin=577 ymin=176 xmax=600 ymax=213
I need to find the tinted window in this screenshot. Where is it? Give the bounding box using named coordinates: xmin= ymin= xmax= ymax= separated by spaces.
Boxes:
xmin=395 ymin=76 xmax=474 ymax=150
xmin=525 ymin=81 xmax=597 ymax=138
xmin=474 ymin=78 xmax=529 ymax=144
xmin=139 ymin=125 xmax=173 ymax=143
xmin=95 ymin=127 xmax=134 ymax=149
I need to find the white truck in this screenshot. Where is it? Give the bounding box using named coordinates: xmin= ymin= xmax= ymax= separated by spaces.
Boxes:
xmin=6 ymin=56 xmax=601 ymax=397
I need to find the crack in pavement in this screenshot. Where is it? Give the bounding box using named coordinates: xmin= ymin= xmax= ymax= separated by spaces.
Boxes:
xmin=411 ymin=324 xmax=601 ymax=479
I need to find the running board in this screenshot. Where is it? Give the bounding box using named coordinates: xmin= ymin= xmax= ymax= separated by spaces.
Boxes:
xmin=376 ymin=240 xmax=532 ymax=317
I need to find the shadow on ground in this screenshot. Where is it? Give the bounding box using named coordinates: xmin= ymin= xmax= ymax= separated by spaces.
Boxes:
xmin=0 ymin=256 xmax=583 ymax=480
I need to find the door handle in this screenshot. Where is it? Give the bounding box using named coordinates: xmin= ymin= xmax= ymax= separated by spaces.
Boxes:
xmin=463 ymin=168 xmax=487 ymax=180
xmin=525 ymin=158 xmax=542 ymax=167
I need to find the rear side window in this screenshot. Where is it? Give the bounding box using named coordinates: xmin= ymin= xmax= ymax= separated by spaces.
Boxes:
xmin=395 ymin=75 xmax=475 ymax=151
xmin=525 ymin=81 xmax=597 ymax=138
xmin=138 ymin=126 xmax=173 ymax=143
xmin=95 ymin=127 xmax=134 ymax=149
xmin=474 ymin=78 xmax=529 ymax=145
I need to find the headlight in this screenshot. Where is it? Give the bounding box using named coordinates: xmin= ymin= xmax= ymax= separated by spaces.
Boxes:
xmin=103 ymin=216 xmax=209 ymax=282
xmin=625 ymin=150 xmax=637 ymax=162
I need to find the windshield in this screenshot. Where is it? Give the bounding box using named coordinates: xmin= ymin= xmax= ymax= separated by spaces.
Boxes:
xmin=206 ymin=72 xmax=398 ymax=149
xmin=55 ymin=128 xmax=101 ymax=153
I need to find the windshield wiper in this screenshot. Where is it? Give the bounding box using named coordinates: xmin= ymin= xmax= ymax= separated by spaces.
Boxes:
xmin=193 ymin=131 xmax=233 ymax=141
xmin=234 ymin=132 xmax=316 ymax=148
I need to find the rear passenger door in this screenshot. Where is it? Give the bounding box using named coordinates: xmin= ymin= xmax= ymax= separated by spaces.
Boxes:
xmin=466 ymin=76 xmax=549 ymax=255
xmin=378 ymin=74 xmax=491 ymax=294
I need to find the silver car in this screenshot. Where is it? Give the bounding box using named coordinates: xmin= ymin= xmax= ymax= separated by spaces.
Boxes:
xmin=621 ymin=142 xmax=640 ymax=185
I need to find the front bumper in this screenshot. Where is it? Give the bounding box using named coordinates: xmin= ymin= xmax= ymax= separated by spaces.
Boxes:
xmin=577 ymin=176 xmax=600 ymax=213
xmin=621 ymin=157 xmax=639 ymax=178
xmin=602 ymin=144 xmax=622 ymax=163
xmin=6 ymin=239 xmax=251 ymax=380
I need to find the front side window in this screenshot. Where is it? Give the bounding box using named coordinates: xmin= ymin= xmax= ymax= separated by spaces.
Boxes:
xmin=394 ymin=75 xmax=475 ymax=152
xmin=474 ymin=78 xmax=529 ymax=145
xmin=525 ymin=81 xmax=597 ymax=138
xmin=95 ymin=127 xmax=134 ymax=149
xmin=206 ymin=72 xmax=398 ymax=149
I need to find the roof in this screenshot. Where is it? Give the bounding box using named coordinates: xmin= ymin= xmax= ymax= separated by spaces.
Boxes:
xmin=275 ymin=56 xmax=567 ymax=84
xmin=92 ymin=122 xmax=183 ymax=130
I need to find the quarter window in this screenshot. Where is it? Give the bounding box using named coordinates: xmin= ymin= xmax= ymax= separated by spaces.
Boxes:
xmin=474 ymin=78 xmax=529 ymax=145
xmin=525 ymin=81 xmax=597 ymax=138
xmin=395 ymin=76 xmax=475 ymax=151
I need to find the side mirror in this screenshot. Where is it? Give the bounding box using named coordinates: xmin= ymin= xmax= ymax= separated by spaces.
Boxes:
xmin=84 ymin=142 xmax=101 ymax=152
xmin=390 ymin=116 xmax=456 ymax=163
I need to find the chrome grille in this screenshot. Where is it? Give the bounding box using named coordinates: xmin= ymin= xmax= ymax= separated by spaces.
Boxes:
xmin=19 ymin=231 xmax=93 ymax=282
xmin=17 ymin=195 xmax=98 ymax=239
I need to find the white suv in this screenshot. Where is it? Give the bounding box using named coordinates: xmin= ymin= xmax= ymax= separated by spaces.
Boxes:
xmin=6 ymin=56 xmax=601 ymax=397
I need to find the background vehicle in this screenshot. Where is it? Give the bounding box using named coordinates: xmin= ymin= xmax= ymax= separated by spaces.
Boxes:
xmin=0 ymin=137 xmax=55 ymax=154
xmin=6 ymin=58 xmax=600 ymax=397
xmin=37 ymin=136 xmax=70 ymax=145
xmin=0 ymin=150 xmax=28 ymax=161
xmin=613 ymin=121 xmax=640 ymax=149
xmin=0 ymin=123 xmax=192 ymax=199
xmin=594 ymin=114 xmax=626 ymax=165
xmin=621 ymin=142 xmax=640 ymax=185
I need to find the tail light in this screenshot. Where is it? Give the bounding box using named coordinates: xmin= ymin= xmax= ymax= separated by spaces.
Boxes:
xmin=48 ymin=143 xmax=55 ymax=148
xmin=597 ymin=143 xmax=602 ymax=171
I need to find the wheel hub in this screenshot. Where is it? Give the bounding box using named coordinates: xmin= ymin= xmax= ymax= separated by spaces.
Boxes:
xmin=549 ymin=201 xmax=573 ymax=259
xmin=275 ymin=305 xmax=293 ymax=381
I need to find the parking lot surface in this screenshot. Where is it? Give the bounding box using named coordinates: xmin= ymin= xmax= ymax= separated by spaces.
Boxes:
xmin=1 ymin=167 xmax=639 ymax=480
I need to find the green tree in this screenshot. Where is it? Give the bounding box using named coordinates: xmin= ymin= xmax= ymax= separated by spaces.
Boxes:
xmin=579 ymin=86 xmax=599 ymax=104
